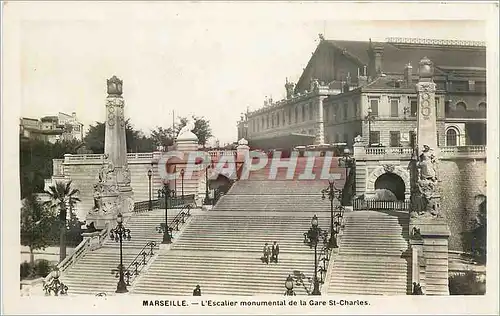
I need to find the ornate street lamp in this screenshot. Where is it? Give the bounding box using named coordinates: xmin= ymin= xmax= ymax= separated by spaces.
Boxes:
xmin=284 ymin=275 xmax=296 ymax=296
xmin=204 ymin=162 xmax=211 ymax=205
xmin=43 ymin=268 xmax=68 ymax=296
xmin=147 ymin=169 xmax=153 ymax=211
xmin=110 ymin=213 xmax=131 ymax=293
xmin=365 ymin=107 xmax=376 ymax=146
xmin=321 ymin=178 xmax=342 ymax=249
xmin=180 ymin=169 xmax=185 ymax=201
xmin=157 ymin=184 xmax=174 ymax=244
xmin=306 ymin=214 xmax=323 ymax=295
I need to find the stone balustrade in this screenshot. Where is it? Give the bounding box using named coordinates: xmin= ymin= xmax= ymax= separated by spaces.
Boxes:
xmin=62 ymin=150 xmax=237 ymax=164
xmin=439 ymin=145 xmax=486 ymax=159
xmin=354 ymin=145 xmax=486 ymax=160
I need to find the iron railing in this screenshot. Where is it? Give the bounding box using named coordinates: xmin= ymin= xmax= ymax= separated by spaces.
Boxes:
xmin=157 ymin=204 xmax=193 ymax=239
xmin=133 ymin=199 xmax=159 ymax=213
xmin=111 ymin=241 xmax=157 ymax=287
xmin=353 ymin=199 xmax=410 ymax=211
xmin=159 ymin=194 xmax=196 ymax=209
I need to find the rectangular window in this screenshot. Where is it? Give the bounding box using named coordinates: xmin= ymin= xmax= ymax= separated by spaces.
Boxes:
xmin=343 ymin=133 xmax=348 ymax=143
xmin=282 ymin=111 xmax=285 ymax=126
xmin=369 ymin=131 xmax=380 ymax=145
xmin=335 ymin=134 xmax=339 ymax=143
xmin=437 ymin=132 xmax=440 ymax=146
xmin=294 ymin=107 xmax=298 ymax=124
xmin=390 ymin=131 xmax=401 ymax=147
xmin=410 ymin=99 xmax=418 ymax=117
xmin=74 ymin=125 xmax=81 ymax=132
xmin=370 ymin=99 xmax=379 ymax=117
xmin=343 ymin=103 xmax=349 ymax=119
xmin=324 ymin=106 xmax=329 ymax=123
xmin=390 ymin=99 xmax=399 ymax=117
xmin=309 ymin=103 xmax=314 ymax=120
xmin=435 ymin=98 xmax=439 ymax=116
xmin=409 ymin=130 xmax=416 ymax=147
xmin=468 ymin=80 xmax=475 ymax=91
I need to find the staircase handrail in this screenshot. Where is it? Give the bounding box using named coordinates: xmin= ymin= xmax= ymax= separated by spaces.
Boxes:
xmin=133 ymin=199 xmax=160 ymax=213
xmin=42 ymin=225 xmax=109 ymax=286
xmin=158 ymin=204 xmax=192 ymax=238
xmin=169 ymin=204 xmax=192 ymax=232
xmin=111 ymin=241 xmax=157 ymax=287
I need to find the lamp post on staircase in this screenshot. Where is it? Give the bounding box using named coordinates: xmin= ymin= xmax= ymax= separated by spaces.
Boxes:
xmin=321 ymin=178 xmax=342 ymax=249
xmin=180 ymin=169 xmax=185 ymax=202
xmin=157 ymin=184 xmax=174 ymax=244
xmin=148 ymin=169 xmax=153 ymax=211
xmin=204 ymin=162 xmax=211 ymax=205
xmin=110 ymin=213 xmax=131 ymax=293
xmin=305 ymin=214 xmax=323 ymax=295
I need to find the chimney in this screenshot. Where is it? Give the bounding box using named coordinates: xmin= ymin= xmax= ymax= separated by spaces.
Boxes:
xmin=373 ymin=45 xmax=384 ymax=75
xmin=358 ymin=66 xmax=368 ymax=86
xmin=404 ymin=63 xmax=413 ymax=87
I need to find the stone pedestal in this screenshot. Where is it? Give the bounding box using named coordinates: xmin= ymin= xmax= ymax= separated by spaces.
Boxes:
xmin=410 ymin=217 xmax=451 ymax=295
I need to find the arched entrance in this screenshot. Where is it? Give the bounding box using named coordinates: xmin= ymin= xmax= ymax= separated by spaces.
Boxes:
xmin=374 ymin=173 xmax=406 ymax=201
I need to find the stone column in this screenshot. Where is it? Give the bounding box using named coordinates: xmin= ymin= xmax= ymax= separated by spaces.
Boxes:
xmin=86 ymin=76 xmax=134 ymax=229
xmin=409 ymin=57 xmax=450 ymax=295
xmin=315 ymin=95 xmax=326 ymax=145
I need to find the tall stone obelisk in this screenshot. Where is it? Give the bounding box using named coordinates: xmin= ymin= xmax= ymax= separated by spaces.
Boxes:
xmin=409 ymin=57 xmax=450 ymax=295
xmin=87 ymin=76 xmax=134 ymax=229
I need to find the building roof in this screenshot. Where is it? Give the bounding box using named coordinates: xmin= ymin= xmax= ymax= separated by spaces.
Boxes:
xmin=326 ymin=39 xmax=486 ymax=73
xmin=40 ymin=116 xmax=59 ymax=122
xmin=295 ymin=38 xmax=486 ymax=92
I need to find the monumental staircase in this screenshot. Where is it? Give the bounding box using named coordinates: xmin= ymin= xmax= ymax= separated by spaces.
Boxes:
xmin=57 ymin=208 xmax=186 ymax=295
xmin=132 ymin=158 xmax=346 ymax=296
xmin=327 ymin=210 xmax=411 ymax=295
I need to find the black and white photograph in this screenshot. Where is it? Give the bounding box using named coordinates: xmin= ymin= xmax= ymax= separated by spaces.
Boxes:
xmin=2 ymin=1 xmax=498 ymax=315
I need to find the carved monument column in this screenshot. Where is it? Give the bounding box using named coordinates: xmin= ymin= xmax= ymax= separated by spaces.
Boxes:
xmin=409 ymin=57 xmax=450 ymax=295
xmin=87 ymin=76 xmax=134 ymax=229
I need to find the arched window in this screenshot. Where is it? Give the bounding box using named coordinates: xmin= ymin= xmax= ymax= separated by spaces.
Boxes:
xmin=302 ymin=105 xmax=306 ymax=121
xmin=446 ymin=128 xmax=458 ymax=146
xmin=456 ymin=101 xmax=467 ymax=112
xmin=309 ymin=103 xmax=314 ymax=120
xmin=294 ymin=107 xmax=298 ymax=124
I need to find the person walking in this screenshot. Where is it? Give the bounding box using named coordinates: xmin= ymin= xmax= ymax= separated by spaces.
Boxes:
xmin=271 ymin=241 xmax=280 ymax=263
xmin=262 ymin=243 xmax=271 ymax=264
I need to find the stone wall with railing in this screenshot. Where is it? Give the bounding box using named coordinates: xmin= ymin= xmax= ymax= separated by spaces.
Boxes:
xmin=47 ymin=150 xmax=237 ymax=220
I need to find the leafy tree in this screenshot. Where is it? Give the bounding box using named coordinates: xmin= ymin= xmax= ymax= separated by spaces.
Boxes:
xmin=44 ymin=181 xmax=81 ymax=262
xmin=83 ymin=120 xmax=156 ymax=153
xmin=176 ymin=115 xmax=213 ymax=146
xmin=20 ymin=194 xmax=58 ymax=266
xmin=19 ymin=137 xmax=83 ymax=198
xmin=449 ymin=271 xmax=486 ymax=295
xmin=150 ymin=126 xmax=175 ymax=149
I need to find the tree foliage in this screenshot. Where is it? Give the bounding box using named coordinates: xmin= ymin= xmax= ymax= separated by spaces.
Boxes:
xmin=19 ymin=137 xmax=82 ymax=198
xmin=20 ymin=194 xmax=58 ymax=265
xmin=176 ymin=115 xmax=213 ymax=146
xmin=462 ymin=197 xmax=487 ymax=264
xmin=449 ymin=271 xmax=486 ymax=295
xmin=83 ymin=120 xmax=156 ymax=153
xmin=150 ymin=126 xmax=175 ymax=149
xmin=44 ymin=180 xmax=81 ymax=262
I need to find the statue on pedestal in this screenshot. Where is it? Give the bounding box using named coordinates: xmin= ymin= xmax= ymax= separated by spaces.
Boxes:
xmin=411 ymin=145 xmax=440 ymax=218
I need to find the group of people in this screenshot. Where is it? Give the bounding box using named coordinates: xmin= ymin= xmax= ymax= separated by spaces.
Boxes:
xmin=262 ymin=241 xmax=280 ymax=264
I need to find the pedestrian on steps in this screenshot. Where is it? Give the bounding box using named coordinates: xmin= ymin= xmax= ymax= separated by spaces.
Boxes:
xmin=262 ymin=243 xmax=271 ymax=264
xmin=193 ymin=285 xmax=201 ymax=296
xmin=271 ymin=241 xmax=280 ymax=263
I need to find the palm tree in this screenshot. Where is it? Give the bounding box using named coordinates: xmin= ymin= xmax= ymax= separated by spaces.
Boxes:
xmin=44 ymin=181 xmax=80 ymax=262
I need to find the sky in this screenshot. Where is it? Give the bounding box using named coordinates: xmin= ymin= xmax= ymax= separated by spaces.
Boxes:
xmin=14 ymin=2 xmax=492 ymax=144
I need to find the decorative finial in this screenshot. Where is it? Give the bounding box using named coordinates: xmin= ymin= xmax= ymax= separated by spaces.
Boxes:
xmin=107 ymin=76 xmax=123 ymax=97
